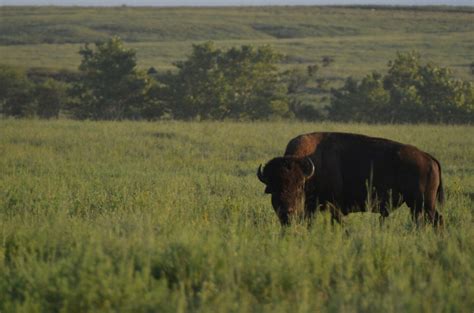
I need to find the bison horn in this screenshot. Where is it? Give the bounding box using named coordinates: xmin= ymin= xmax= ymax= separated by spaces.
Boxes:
xmin=304 ymin=157 xmax=315 ymax=179
xmin=257 ymin=164 xmax=267 ymax=184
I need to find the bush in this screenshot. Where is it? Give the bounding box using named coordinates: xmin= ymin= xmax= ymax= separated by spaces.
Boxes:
xmin=328 ymin=52 xmax=474 ymax=123
xmin=0 ymin=65 xmax=35 ymax=118
xmin=70 ymin=37 xmax=154 ymax=120
xmin=35 ymin=79 xmax=69 ymax=119
xmin=290 ymin=101 xmax=323 ymax=121
xmin=329 ymin=73 xmax=389 ymax=123
xmin=283 ymin=64 xmax=329 ymax=121
xmin=164 ymin=42 xmax=289 ymax=120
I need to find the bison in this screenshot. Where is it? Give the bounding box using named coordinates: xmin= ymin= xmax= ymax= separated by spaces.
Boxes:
xmin=257 ymin=132 xmax=444 ymax=227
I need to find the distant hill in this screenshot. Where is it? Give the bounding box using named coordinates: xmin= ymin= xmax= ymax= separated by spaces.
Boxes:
xmin=1 ymin=6 xmax=473 ymax=45
xmin=0 ymin=6 xmax=473 ymax=82
xmin=3 ymin=0 xmax=474 ymax=6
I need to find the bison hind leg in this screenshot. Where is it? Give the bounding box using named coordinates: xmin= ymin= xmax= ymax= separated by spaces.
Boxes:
xmin=407 ymin=197 xmax=444 ymax=228
xmin=425 ymin=189 xmax=444 ymax=228
xmin=424 ymin=202 xmax=444 ymax=228
xmin=428 ymin=210 xmax=444 ymax=228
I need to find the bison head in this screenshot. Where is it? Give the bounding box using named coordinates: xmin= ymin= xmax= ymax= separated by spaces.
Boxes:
xmin=257 ymin=157 xmax=315 ymax=225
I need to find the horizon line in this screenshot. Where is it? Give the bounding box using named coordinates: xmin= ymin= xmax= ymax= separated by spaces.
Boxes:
xmin=1 ymin=3 xmax=473 ymax=7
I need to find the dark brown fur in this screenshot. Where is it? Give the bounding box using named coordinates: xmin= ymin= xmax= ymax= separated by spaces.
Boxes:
xmin=258 ymin=132 xmax=444 ymax=227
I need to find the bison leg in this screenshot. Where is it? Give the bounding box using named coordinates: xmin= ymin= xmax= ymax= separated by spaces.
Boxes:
xmin=408 ymin=201 xmax=423 ymax=227
xmin=425 ymin=210 xmax=443 ymax=228
xmin=378 ymin=189 xmax=404 ymax=226
xmin=423 ymin=195 xmax=444 ymax=228
xmin=378 ymin=204 xmax=390 ymax=227
xmin=304 ymin=194 xmax=318 ymax=217
xmin=407 ymin=197 xmax=443 ymax=228
xmin=326 ymin=203 xmax=343 ymax=225
xmin=423 ymin=161 xmax=444 ymax=228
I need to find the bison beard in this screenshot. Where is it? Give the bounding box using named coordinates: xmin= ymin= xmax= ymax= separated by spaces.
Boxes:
xmin=257 ymin=132 xmax=444 ymax=227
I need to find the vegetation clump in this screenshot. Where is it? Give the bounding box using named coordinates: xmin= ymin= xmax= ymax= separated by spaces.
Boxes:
xmin=0 ymin=38 xmax=472 ymax=123
xmin=161 ymin=41 xmax=289 ymax=120
xmin=69 ymin=37 xmax=154 ymax=120
xmin=329 ymin=51 xmax=474 ymax=123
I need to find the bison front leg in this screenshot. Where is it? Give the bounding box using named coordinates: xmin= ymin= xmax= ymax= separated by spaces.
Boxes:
xmin=303 ymin=193 xmax=318 ymax=222
xmin=378 ymin=210 xmax=389 ymax=227
xmin=326 ymin=202 xmax=343 ymax=225
xmin=377 ymin=197 xmax=394 ymax=227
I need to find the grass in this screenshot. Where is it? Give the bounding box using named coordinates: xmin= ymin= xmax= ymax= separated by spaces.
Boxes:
xmin=1 ymin=6 xmax=473 ymax=311
xmin=1 ymin=6 xmax=473 ymax=44
xmin=0 ymin=6 xmax=473 ymax=80
xmin=0 ymin=120 xmax=473 ymax=312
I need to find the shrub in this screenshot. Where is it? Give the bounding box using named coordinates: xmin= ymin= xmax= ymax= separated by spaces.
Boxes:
xmin=329 ymin=73 xmax=390 ymax=123
xmin=164 ymin=42 xmax=289 ymax=120
xmin=70 ymin=37 xmax=153 ymax=120
xmin=328 ymin=52 xmax=474 ymax=123
xmin=34 ymin=79 xmax=69 ymax=119
xmin=0 ymin=65 xmax=35 ymax=118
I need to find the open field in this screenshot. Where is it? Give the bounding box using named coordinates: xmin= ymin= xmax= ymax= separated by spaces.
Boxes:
xmin=1 ymin=120 xmax=473 ymax=312
xmin=0 ymin=6 xmax=473 ymax=80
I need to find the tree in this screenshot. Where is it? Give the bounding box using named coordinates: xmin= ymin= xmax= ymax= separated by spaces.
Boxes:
xmin=165 ymin=42 xmax=289 ymax=120
xmin=384 ymin=51 xmax=474 ymax=123
xmin=35 ymin=79 xmax=68 ymax=119
xmin=415 ymin=64 xmax=473 ymax=122
xmin=328 ymin=51 xmax=474 ymax=123
xmin=284 ymin=68 xmax=309 ymax=94
xmin=283 ymin=66 xmax=324 ymax=121
xmin=168 ymin=42 xmax=227 ymax=119
xmin=0 ymin=65 xmax=34 ymax=117
xmin=329 ymin=72 xmax=389 ymax=122
xmin=220 ymin=45 xmax=288 ymax=119
xmin=70 ymin=37 xmax=152 ymax=120
xmin=140 ymin=78 xmax=169 ymax=120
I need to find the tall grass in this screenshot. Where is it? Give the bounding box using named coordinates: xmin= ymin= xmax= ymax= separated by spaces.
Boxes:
xmin=0 ymin=120 xmax=473 ymax=312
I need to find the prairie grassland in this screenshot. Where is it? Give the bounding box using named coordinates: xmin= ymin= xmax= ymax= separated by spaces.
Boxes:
xmin=3 ymin=6 xmax=473 ymax=44
xmin=0 ymin=6 xmax=473 ymax=80
xmin=0 ymin=120 xmax=473 ymax=312
xmin=1 ymin=31 xmax=473 ymax=80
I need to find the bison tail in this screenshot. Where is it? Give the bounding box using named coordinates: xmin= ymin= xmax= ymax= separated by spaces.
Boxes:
xmin=437 ymin=175 xmax=445 ymax=205
xmin=434 ymin=157 xmax=445 ymax=205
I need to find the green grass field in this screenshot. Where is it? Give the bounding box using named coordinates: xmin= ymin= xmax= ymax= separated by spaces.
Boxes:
xmin=1 ymin=120 xmax=473 ymax=312
xmin=1 ymin=5 xmax=474 ymax=312
xmin=1 ymin=6 xmax=473 ymax=80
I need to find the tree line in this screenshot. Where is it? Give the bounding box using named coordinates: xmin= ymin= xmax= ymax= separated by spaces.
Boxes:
xmin=1 ymin=37 xmax=473 ymax=123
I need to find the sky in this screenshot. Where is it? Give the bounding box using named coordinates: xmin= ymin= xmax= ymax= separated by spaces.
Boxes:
xmin=1 ymin=0 xmax=473 ymax=6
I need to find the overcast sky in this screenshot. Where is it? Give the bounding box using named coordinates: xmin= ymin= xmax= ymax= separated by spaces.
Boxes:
xmin=2 ymin=0 xmax=473 ymax=6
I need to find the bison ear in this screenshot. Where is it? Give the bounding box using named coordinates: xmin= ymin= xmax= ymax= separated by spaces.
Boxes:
xmin=301 ymin=157 xmax=315 ymax=179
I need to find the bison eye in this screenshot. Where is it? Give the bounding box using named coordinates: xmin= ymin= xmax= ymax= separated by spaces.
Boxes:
xmin=264 ymin=186 xmax=272 ymax=194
